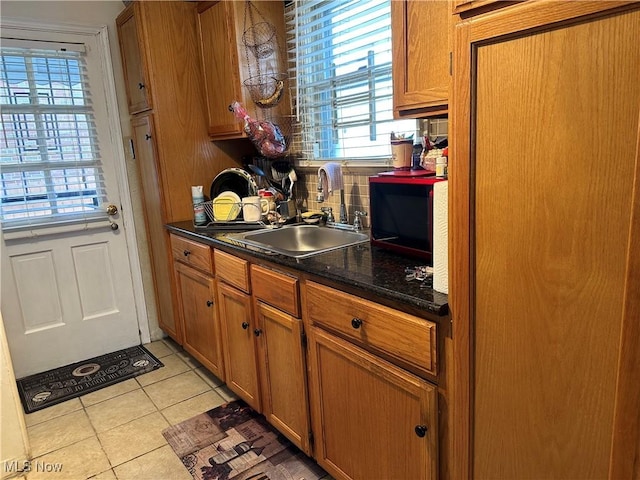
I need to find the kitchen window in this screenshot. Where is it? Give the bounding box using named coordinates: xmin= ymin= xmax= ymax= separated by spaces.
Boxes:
xmin=287 ymin=0 xmax=416 ymax=164
xmin=0 ymin=41 xmax=106 ymax=229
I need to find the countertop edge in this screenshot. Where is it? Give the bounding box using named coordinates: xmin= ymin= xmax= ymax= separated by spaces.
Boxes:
xmin=166 ymin=223 xmax=449 ymax=318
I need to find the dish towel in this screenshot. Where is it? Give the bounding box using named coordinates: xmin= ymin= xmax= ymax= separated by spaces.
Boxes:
xmin=318 ymin=162 xmax=344 ymax=195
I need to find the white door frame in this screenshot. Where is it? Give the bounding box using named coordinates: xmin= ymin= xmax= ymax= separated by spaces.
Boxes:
xmin=0 ymin=18 xmax=150 ymax=344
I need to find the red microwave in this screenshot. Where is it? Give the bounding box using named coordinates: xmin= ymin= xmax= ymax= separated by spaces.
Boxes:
xmin=369 ymin=173 xmax=446 ymax=262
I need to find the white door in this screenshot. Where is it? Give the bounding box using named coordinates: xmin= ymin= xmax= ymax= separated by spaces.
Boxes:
xmin=1 ymin=24 xmax=143 ymax=378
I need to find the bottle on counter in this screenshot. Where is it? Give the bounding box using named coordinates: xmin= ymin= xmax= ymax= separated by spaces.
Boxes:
xmin=192 ymin=185 xmax=207 ymax=225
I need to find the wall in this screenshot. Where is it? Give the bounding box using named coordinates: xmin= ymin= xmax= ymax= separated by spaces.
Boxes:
xmin=0 ymin=313 xmax=30 ymax=479
xmin=1 ymin=0 xmax=164 ymax=342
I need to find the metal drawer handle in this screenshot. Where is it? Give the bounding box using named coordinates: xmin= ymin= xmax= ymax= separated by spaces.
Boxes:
xmin=351 ymin=317 xmax=363 ymax=329
xmin=241 ymin=321 xmax=249 ymax=330
xmin=206 ymin=300 xmax=213 ymax=307
xmin=183 ymin=250 xmax=191 ymax=257
xmin=415 ymin=425 xmax=428 ymax=438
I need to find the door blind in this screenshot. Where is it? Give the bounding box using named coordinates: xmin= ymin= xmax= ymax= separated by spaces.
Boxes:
xmin=0 ymin=43 xmax=106 ymax=228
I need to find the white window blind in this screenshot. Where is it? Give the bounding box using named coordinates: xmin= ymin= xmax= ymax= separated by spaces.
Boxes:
xmin=287 ymin=0 xmax=416 ymax=163
xmin=0 ymin=42 xmax=106 ymax=228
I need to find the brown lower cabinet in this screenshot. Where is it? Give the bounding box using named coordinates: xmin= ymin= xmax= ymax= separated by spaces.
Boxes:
xmin=307 ymin=327 xmax=438 ymax=480
xmin=217 ymin=280 xmax=262 ymax=412
xmin=170 ymin=234 xmax=224 ymax=379
xmin=169 ymin=243 xmax=442 ymax=479
xmin=254 ymin=301 xmax=311 ymax=455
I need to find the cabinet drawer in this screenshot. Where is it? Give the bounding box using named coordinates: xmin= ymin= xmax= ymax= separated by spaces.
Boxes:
xmin=214 ymin=249 xmax=250 ymax=293
xmin=170 ymin=234 xmax=213 ymax=275
xmin=306 ymin=281 xmax=437 ymax=376
xmin=251 ymin=265 xmax=300 ymax=317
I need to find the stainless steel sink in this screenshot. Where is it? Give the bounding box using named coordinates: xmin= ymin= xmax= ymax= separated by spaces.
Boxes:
xmin=230 ymin=224 xmax=369 ymax=259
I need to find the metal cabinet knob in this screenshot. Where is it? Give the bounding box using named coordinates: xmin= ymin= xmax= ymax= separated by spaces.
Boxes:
xmin=415 ymin=425 xmax=428 ymax=438
xmin=351 ymin=318 xmax=363 ymax=329
xmin=241 ymin=322 xmax=249 ymax=330
xmin=138 ymin=82 xmax=145 ymax=90
xmin=206 ymin=300 xmax=213 ymax=307
xmin=106 ymin=204 xmax=118 ymax=216
xmin=183 ymin=250 xmax=191 ymax=257
xmin=254 ymin=328 xmax=262 ymax=337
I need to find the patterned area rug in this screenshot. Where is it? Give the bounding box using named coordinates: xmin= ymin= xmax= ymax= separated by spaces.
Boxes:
xmin=16 ymin=345 xmax=163 ymax=414
xmin=163 ymin=400 xmax=326 ymax=480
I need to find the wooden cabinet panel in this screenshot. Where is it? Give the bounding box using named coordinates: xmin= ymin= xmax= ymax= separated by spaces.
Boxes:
xmin=251 ymin=264 xmax=299 ymax=317
xmin=131 ymin=114 xmax=179 ymax=341
xmin=391 ymin=0 xmax=450 ymax=118
xmin=217 ymin=280 xmax=261 ymax=411
xmin=255 ymin=301 xmax=310 ymax=454
xmin=116 ymin=6 xmax=151 ymax=114
xmin=116 ymin=1 xmax=241 ymax=346
xmin=196 ymin=1 xmax=244 ymax=138
xmin=214 ymin=249 xmax=250 ymax=293
xmin=453 ymin=0 xmax=510 ymax=15
xmin=308 ymin=328 xmax=438 ymax=480
xmin=170 ymin=234 xmax=213 ymax=275
xmin=196 ymin=1 xmax=291 ymax=139
xmin=451 ymin=3 xmax=640 ymax=478
xmin=306 ymin=282 xmax=437 ymax=376
xmin=174 ymin=262 xmax=224 ymax=379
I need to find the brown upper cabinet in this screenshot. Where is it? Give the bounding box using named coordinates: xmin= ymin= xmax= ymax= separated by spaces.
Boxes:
xmin=391 ymin=0 xmax=451 ymax=118
xmin=117 ymin=6 xmax=151 ymax=114
xmin=196 ymin=1 xmax=291 ymax=139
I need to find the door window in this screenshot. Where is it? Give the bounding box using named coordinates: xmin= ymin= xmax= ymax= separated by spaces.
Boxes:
xmin=0 ymin=42 xmax=106 ymax=229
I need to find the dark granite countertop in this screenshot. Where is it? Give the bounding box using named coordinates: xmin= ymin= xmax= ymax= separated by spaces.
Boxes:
xmin=166 ymin=221 xmax=448 ymax=318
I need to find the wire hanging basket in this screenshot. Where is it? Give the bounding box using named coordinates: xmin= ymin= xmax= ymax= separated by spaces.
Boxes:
xmin=242 ymin=22 xmax=277 ymax=59
xmin=243 ymin=73 xmax=287 ymax=108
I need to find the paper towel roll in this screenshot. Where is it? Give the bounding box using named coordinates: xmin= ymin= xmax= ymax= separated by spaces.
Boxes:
xmin=433 ymin=180 xmax=448 ymax=294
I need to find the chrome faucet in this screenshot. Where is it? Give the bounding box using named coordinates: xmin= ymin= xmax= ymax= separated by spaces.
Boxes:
xmin=339 ymin=189 xmax=348 ymax=224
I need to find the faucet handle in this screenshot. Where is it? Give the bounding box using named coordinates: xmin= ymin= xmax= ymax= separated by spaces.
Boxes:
xmin=353 ymin=210 xmax=367 ymax=230
xmin=321 ymin=207 xmax=334 ymax=223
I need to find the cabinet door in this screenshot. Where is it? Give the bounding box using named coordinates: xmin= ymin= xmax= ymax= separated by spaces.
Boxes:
xmin=197 ymin=2 xmax=245 ymax=138
xmin=308 ymin=328 xmax=438 ymax=480
xmin=116 ymin=5 xmax=151 ymax=114
xmin=451 ymin=3 xmax=640 ymax=478
xmin=217 ymin=281 xmax=261 ymax=411
xmin=255 ymin=302 xmax=311 ymax=455
xmin=131 ymin=114 xmax=179 ymax=342
xmin=174 ymin=262 xmax=224 ymax=379
xmin=391 ymin=0 xmax=450 ymax=117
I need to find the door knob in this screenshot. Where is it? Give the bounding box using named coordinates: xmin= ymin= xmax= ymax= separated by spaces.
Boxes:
xmin=106 ymin=204 xmax=118 ymax=216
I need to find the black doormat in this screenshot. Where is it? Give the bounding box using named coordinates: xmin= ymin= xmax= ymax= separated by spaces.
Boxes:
xmin=16 ymin=345 xmax=163 ymax=414
xmin=163 ymin=400 xmax=326 ymax=480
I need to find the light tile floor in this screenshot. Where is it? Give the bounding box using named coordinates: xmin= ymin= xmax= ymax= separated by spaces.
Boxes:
xmin=19 ymin=338 xmax=280 ymax=480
